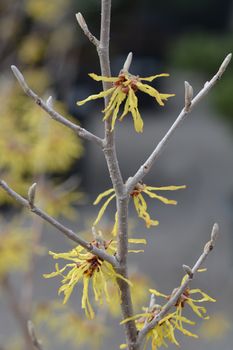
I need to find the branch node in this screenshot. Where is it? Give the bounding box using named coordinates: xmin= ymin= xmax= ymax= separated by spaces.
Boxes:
xmin=184 ymin=81 xmax=193 ymax=111
xmin=28 ymin=183 xmax=37 ymax=209
xmin=182 ymin=264 xmax=193 ymax=277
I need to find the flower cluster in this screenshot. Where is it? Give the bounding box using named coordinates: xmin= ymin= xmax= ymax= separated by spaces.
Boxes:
xmin=93 ymin=182 xmax=185 ymax=234
xmin=44 ymin=237 xmax=146 ymax=319
xmin=77 ymin=71 xmax=174 ymax=132
xmin=121 ymin=273 xmax=215 ymax=349
xmin=120 ymin=306 xmax=197 ymax=350
xmin=150 ymin=274 xmax=216 ymax=322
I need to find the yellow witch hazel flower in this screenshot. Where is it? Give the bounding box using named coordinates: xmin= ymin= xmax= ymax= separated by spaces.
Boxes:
xmin=44 ymin=236 xmax=146 ymax=319
xmin=120 ymin=304 xmax=197 ymax=350
xmin=93 ymin=182 xmax=185 ymax=234
xmin=77 ymin=70 xmax=174 ymax=132
xmin=150 ymin=273 xmax=216 ymax=322
xmin=121 ymin=270 xmax=216 ymax=350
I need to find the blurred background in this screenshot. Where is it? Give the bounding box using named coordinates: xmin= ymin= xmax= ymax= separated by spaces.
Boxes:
xmin=0 ymin=0 xmax=233 ymax=350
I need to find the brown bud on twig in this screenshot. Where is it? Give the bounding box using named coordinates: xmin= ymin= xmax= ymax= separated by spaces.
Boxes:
xmin=28 ymin=183 xmax=37 ymax=209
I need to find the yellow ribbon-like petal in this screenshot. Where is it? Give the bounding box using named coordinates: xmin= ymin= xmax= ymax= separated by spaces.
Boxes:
xmin=139 ymin=73 xmax=170 ymax=82
xmin=145 ymin=185 xmax=186 ymax=191
xmin=149 ymin=288 xmax=168 ymax=299
xmin=93 ymin=188 xmax=115 ymax=205
xmin=143 ymin=189 xmax=177 ymax=205
xmin=89 ymin=73 xmax=119 ymax=82
xmin=93 ymin=193 xmax=116 ymax=226
xmin=77 ymin=87 xmax=115 ymax=106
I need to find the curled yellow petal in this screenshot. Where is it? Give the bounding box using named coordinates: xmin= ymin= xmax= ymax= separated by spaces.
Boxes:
xmin=77 ymin=87 xmax=115 ymax=106
xmin=120 ymin=313 xmax=151 ymax=324
xmin=110 ymin=91 xmax=127 ymax=131
xmin=149 ymin=288 xmax=168 ymax=299
xmin=143 ymin=190 xmax=177 ymax=205
xmin=93 ymin=188 xmax=115 ymax=205
xmin=136 ymin=82 xmax=164 ymax=106
xmin=139 ymin=73 xmax=170 ymax=82
xmin=93 ymin=193 xmax=116 ymax=225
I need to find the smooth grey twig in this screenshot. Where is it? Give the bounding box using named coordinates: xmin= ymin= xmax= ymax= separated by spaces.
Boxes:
xmin=76 ymin=12 xmax=99 ymax=47
xmin=0 ymin=180 xmax=116 ymax=267
xmin=126 ymin=53 xmax=232 ymax=194
xmin=11 ymin=65 xmax=103 ymax=147
xmin=137 ymin=223 xmax=219 ymax=344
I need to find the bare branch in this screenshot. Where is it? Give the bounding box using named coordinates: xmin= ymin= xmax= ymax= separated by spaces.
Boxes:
xmin=0 ymin=180 xmax=116 ymax=267
xmin=76 ymin=12 xmax=99 ymax=47
xmin=137 ymin=223 xmax=219 ymax=344
xmin=11 ymin=65 xmax=103 ymax=147
xmin=126 ymin=53 xmax=232 ymax=193
xmin=27 ymin=321 xmax=43 ymax=350
xmin=96 ymin=1 xmax=138 ymax=348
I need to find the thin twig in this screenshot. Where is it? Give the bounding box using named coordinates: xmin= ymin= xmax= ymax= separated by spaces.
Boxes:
xmin=10 ymin=65 xmax=103 ymax=147
xmin=0 ymin=180 xmax=116 ymax=267
xmin=3 ymin=277 xmax=34 ymax=350
xmin=27 ymin=321 xmax=44 ymax=350
xmin=137 ymin=223 xmax=219 ymax=344
xmin=126 ymin=53 xmax=232 ymax=194
xmin=76 ymin=12 xmax=99 ymax=47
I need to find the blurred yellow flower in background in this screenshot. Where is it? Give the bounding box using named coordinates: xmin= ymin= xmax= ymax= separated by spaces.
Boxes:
xmin=0 ymin=217 xmax=42 ymax=279
xmin=34 ymin=301 xmax=107 ymax=349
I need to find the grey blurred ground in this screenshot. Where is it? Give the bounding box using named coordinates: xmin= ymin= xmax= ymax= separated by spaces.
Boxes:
xmin=1 ymin=72 xmax=233 ymax=349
